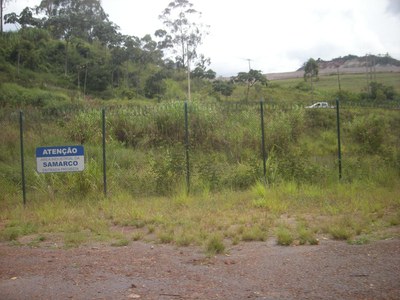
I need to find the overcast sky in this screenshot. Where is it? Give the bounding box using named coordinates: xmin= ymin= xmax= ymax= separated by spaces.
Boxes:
xmin=4 ymin=0 xmax=400 ymax=76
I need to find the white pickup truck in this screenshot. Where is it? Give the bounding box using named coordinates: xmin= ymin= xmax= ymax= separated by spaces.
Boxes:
xmin=306 ymin=102 xmax=334 ymax=108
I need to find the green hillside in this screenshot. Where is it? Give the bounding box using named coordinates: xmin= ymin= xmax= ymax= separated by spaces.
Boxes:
xmin=0 ymin=2 xmax=399 ymax=250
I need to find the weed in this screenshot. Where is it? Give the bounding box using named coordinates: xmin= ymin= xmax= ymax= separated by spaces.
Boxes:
xmin=252 ymin=182 xmax=291 ymax=214
xmin=232 ymin=235 xmax=240 ymax=245
xmin=147 ymin=225 xmax=156 ymax=234
xmin=158 ymin=231 xmax=174 ymax=244
xmin=26 ymin=234 xmax=47 ymax=247
xmin=175 ymin=232 xmax=195 ymax=247
xmin=388 ymin=212 xmax=400 ymax=226
xmin=206 ymin=234 xmax=225 ymax=255
xmin=329 ymin=226 xmax=353 ymax=240
xmin=64 ymin=232 xmax=87 ymax=248
xmin=132 ymin=232 xmax=144 ymax=241
xmin=252 ymin=197 xmax=288 ymax=214
xmin=111 ymin=238 xmax=130 ymax=247
xmin=276 ymin=226 xmax=294 ymax=246
xmin=348 ymin=236 xmax=370 ymax=245
xmin=37 ymin=235 xmax=46 ymax=242
xmin=297 ymin=225 xmax=318 ymax=245
xmin=0 ymin=223 xmax=37 ymax=241
xmin=241 ymin=226 xmax=267 ymax=242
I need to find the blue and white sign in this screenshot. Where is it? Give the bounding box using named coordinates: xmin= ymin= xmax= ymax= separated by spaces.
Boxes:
xmin=36 ymin=145 xmax=84 ymax=173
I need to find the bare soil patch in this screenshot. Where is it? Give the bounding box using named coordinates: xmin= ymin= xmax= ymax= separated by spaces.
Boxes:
xmin=1 ymin=237 xmax=399 ymax=299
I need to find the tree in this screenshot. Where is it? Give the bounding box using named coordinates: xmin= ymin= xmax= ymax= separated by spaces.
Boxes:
xmin=303 ymin=58 xmax=319 ymax=81
xmin=33 ymin=0 xmax=118 ymax=75
xmin=233 ymin=69 xmax=267 ymax=101
xmin=145 ymin=71 xmax=167 ymax=100
xmin=4 ymin=7 xmax=42 ymax=29
xmin=368 ymin=81 xmax=396 ymax=101
xmin=212 ymin=80 xmax=235 ymax=100
xmin=157 ymin=0 xmax=209 ymax=100
xmin=36 ymin=0 xmax=116 ymax=43
xmin=303 ymin=58 xmax=319 ymax=99
xmin=157 ymin=0 xmax=208 ymax=69
xmin=191 ymin=55 xmax=215 ymax=79
xmin=4 ymin=28 xmax=51 ymax=73
xmin=1 ymin=0 xmax=15 ymax=33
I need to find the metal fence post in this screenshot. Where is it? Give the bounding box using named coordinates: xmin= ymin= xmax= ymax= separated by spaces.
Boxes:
xmin=19 ymin=110 xmax=26 ymax=206
xmin=102 ymin=108 xmax=107 ymax=197
xmin=260 ymin=100 xmax=268 ymax=185
xmin=184 ymin=101 xmax=190 ymax=194
xmin=336 ymin=98 xmax=342 ymax=180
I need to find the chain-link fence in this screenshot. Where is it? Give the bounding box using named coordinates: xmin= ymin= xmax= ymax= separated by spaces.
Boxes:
xmin=1 ymin=100 xmax=399 ymax=204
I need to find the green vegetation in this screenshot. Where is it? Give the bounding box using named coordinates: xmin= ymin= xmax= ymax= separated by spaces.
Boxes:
xmin=0 ymin=0 xmax=399 ymax=253
xmin=1 ymin=1 xmax=399 ymax=104
xmin=206 ymin=234 xmax=226 ymax=255
xmin=0 ymin=99 xmax=399 ymax=250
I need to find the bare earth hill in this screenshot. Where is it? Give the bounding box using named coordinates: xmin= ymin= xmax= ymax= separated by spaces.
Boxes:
xmin=266 ymin=54 xmax=400 ymax=80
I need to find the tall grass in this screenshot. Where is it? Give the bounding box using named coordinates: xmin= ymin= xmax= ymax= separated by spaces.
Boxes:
xmin=1 ymin=103 xmax=399 ymax=196
xmin=0 ymin=101 xmax=399 ymax=249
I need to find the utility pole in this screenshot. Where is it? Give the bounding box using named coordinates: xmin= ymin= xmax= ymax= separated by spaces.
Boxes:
xmin=244 ymin=58 xmax=253 ymax=102
xmin=337 ymin=66 xmax=341 ymax=93
xmin=365 ymin=53 xmax=376 ymax=97
xmin=246 ymin=58 xmax=252 ymax=71
xmin=365 ymin=54 xmax=370 ymax=97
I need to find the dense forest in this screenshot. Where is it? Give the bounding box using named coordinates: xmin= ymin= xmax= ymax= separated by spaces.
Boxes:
xmin=0 ymin=0 xmax=224 ymax=100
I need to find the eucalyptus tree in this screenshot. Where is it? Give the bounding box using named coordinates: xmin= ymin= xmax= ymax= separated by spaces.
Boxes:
xmin=191 ymin=54 xmax=215 ymax=79
xmin=34 ymin=0 xmax=118 ymax=75
xmin=303 ymin=58 xmax=319 ymax=99
xmin=35 ymin=0 xmax=118 ymax=44
xmin=233 ymin=69 xmax=267 ymax=102
xmin=0 ymin=0 xmax=15 ymax=33
xmin=156 ymin=0 xmax=209 ymax=100
xmin=4 ymin=7 xmax=43 ymax=29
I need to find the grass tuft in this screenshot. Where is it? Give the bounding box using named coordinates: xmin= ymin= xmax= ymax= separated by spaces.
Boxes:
xmin=241 ymin=226 xmax=268 ymax=242
xmin=111 ymin=238 xmax=130 ymax=247
xmin=206 ymin=234 xmax=225 ymax=255
xmin=276 ymin=226 xmax=294 ymax=246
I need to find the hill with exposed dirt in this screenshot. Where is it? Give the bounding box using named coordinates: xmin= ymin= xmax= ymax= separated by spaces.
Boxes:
xmin=267 ymin=54 xmax=400 ymax=80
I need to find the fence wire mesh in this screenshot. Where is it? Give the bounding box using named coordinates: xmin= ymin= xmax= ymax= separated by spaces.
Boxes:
xmin=1 ymin=101 xmax=399 ymax=201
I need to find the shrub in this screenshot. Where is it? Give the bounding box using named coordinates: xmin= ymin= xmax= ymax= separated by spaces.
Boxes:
xmin=295 ymin=81 xmax=311 ymax=91
xmin=66 ymin=110 xmax=102 ymax=144
xmin=150 ymin=149 xmax=186 ymax=195
xmin=349 ymin=115 xmax=387 ymax=154
xmin=0 ymin=83 xmax=69 ymax=108
xmin=305 ymin=109 xmax=336 ymax=130
xmin=265 ymin=110 xmax=305 ymax=154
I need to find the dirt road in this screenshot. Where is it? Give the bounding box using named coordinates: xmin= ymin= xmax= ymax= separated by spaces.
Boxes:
xmin=1 ymin=238 xmax=399 ymax=299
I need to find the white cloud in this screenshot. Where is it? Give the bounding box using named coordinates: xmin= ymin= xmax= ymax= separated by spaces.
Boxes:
xmin=4 ymin=0 xmax=400 ymax=76
xmin=387 ymin=0 xmax=400 ymax=14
